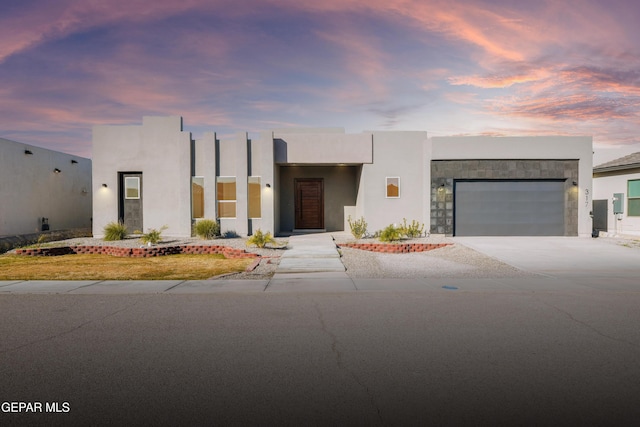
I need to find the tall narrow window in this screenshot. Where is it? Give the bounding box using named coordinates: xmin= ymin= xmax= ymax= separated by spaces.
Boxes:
xmin=386 ymin=177 xmax=400 ymax=198
xmin=192 ymin=177 xmax=204 ymax=219
xmin=628 ymin=179 xmax=640 ymax=216
xmin=125 ymin=177 xmax=140 ymax=199
xmin=248 ymin=177 xmax=261 ymax=219
xmin=217 ymin=177 xmax=236 ymax=218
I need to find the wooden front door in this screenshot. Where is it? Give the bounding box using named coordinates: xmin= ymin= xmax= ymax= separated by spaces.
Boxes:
xmin=295 ymin=178 xmax=324 ymax=229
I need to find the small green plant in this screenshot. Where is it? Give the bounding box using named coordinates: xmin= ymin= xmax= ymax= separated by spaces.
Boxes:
xmin=378 ymin=224 xmax=402 ymax=243
xmin=194 ymin=219 xmax=220 ymax=239
xmin=35 ymin=234 xmax=47 ymax=248
xmin=399 ymin=218 xmax=425 ymax=238
xmin=246 ymin=229 xmax=276 ymax=248
xmin=140 ymin=225 xmax=168 ymax=245
xmin=103 ymin=221 xmax=128 ymax=241
xmin=347 ymin=215 xmax=368 ymax=239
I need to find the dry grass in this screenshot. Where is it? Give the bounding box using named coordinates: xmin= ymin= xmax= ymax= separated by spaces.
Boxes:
xmin=0 ymin=254 xmax=254 ymax=280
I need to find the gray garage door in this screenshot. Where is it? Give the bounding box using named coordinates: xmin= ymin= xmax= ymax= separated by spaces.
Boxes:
xmin=454 ymin=180 xmax=565 ymax=236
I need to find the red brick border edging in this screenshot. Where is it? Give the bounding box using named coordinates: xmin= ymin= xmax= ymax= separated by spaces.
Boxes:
xmin=15 ymin=245 xmax=259 ymax=259
xmin=338 ymin=242 xmax=451 ymax=253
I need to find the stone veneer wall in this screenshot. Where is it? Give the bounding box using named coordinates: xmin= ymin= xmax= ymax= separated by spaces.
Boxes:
xmin=430 ymin=160 xmax=579 ymax=236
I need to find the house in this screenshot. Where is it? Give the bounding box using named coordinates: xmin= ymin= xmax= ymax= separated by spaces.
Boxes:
xmin=593 ymin=152 xmax=640 ymax=236
xmin=0 ymin=137 xmax=92 ymax=237
xmin=92 ymin=116 xmax=593 ymax=238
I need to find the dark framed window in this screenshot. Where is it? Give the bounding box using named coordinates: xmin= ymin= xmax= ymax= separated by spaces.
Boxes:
xmin=628 ymin=179 xmax=640 ymax=216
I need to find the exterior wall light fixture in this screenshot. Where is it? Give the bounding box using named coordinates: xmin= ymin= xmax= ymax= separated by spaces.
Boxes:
xmin=24 ymin=149 xmax=33 ymax=155
xmin=102 ymin=183 xmax=108 ymax=188
xmin=265 ymin=183 xmax=271 ymax=188
xmin=572 ymin=181 xmax=578 ymax=186
xmin=71 ymin=159 xmax=78 ymax=164
xmin=54 ymin=168 xmax=61 ymax=173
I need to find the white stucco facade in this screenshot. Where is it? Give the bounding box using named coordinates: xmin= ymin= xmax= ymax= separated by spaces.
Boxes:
xmin=93 ymin=116 xmax=192 ymax=237
xmin=0 ymin=137 xmax=92 ymax=237
xmin=92 ymin=116 xmax=593 ymax=238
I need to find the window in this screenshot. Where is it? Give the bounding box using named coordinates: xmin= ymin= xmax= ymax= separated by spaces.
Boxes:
xmin=217 ymin=177 xmax=236 ymax=218
xmin=629 ymin=179 xmax=640 ymax=216
xmin=192 ymin=177 xmax=204 ymax=219
xmin=248 ymin=177 xmax=261 ymax=218
xmin=125 ymin=177 xmax=140 ymax=199
xmin=386 ymin=177 xmax=400 ymax=198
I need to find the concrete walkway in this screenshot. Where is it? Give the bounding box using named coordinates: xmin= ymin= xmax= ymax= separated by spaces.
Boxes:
xmin=273 ymin=233 xmax=346 ymax=276
xmin=267 ymin=233 xmax=355 ymax=290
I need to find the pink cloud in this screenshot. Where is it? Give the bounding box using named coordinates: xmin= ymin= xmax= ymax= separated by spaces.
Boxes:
xmin=0 ymin=0 xmax=223 ymax=63
xmin=448 ymin=69 xmax=550 ymax=89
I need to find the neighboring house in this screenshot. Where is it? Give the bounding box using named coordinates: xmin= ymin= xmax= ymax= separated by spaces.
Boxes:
xmin=593 ymin=152 xmax=640 ymax=236
xmin=92 ymin=116 xmax=593 ymax=238
xmin=0 ymin=137 xmax=92 ymax=237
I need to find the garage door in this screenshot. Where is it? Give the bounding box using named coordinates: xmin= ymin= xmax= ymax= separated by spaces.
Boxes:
xmin=454 ymin=180 xmax=565 ymax=236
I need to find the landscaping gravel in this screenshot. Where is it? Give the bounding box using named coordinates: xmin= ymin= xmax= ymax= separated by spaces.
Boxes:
xmin=332 ymin=232 xmax=538 ymax=279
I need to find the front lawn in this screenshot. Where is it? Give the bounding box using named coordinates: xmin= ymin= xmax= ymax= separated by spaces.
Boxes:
xmin=0 ymin=254 xmax=253 ymax=280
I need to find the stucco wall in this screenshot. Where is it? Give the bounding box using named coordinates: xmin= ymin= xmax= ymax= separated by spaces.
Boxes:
xmin=0 ymin=138 xmax=92 ymax=236
xmin=278 ymin=166 xmax=359 ymax=233
xmin=593 ymin=168 xmax=640 ymax=236
xmin=92 ymin=116 xmax=192 ymax=238
xmin=274 ymin=132 xmax=373 ymax=164
xmin=358 ymin=131 xmax=429 ymax=233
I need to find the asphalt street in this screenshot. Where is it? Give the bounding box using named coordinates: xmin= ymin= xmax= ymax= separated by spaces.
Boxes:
xmin=1 ymin=237 xmax=639 ymax=426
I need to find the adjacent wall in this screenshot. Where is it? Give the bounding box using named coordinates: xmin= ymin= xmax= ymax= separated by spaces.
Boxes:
xmin=0 ymin=138 xmax=92 ymax=236
xmin=593 ymin=168 xmax=640 ymax=236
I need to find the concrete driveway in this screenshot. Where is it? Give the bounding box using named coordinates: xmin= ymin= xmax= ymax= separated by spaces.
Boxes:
xmin=455 ymin=236 xmax=640 ymax=280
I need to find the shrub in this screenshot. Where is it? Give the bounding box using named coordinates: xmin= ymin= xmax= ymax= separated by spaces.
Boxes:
xmin=103 ymin=221 xmax=128 ymax=241
xmin=399 ymin=218 xmax=425 ymax=238
xmin=222 ymin=230 xmax=239 ymax=238
xmin=246 ymin=229 xmax=276 ymax=248
xmin=140 ymin=225 xmax=168 ymax=245
xmin=378 ymin=224 xmax=402 ymax=243
xmin=347 ymin=215 xmax=368 ymax=239
xmin=194 ymin=219 xmax=220 ymax=239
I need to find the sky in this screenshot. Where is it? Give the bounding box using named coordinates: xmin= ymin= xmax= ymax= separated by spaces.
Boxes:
xmin=1 ymin=0 xmax=639 ymax=163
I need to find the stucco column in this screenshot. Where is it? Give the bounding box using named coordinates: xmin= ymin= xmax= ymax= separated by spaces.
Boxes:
xmin=194 ymin=132 xmax=217 ymax=221
xmin=235 ymin=132 xmax=249 ymax=236
xmin=259 ymin=131 xmax=275 ymax=235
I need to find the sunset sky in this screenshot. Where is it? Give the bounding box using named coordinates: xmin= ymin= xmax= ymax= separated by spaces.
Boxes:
xmin=1 ymin=0 xmax=639 ymax=163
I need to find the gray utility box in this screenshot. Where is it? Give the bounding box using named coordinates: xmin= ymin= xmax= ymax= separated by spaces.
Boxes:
xmin=613 ymin=193 xmax=624 ymax=214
